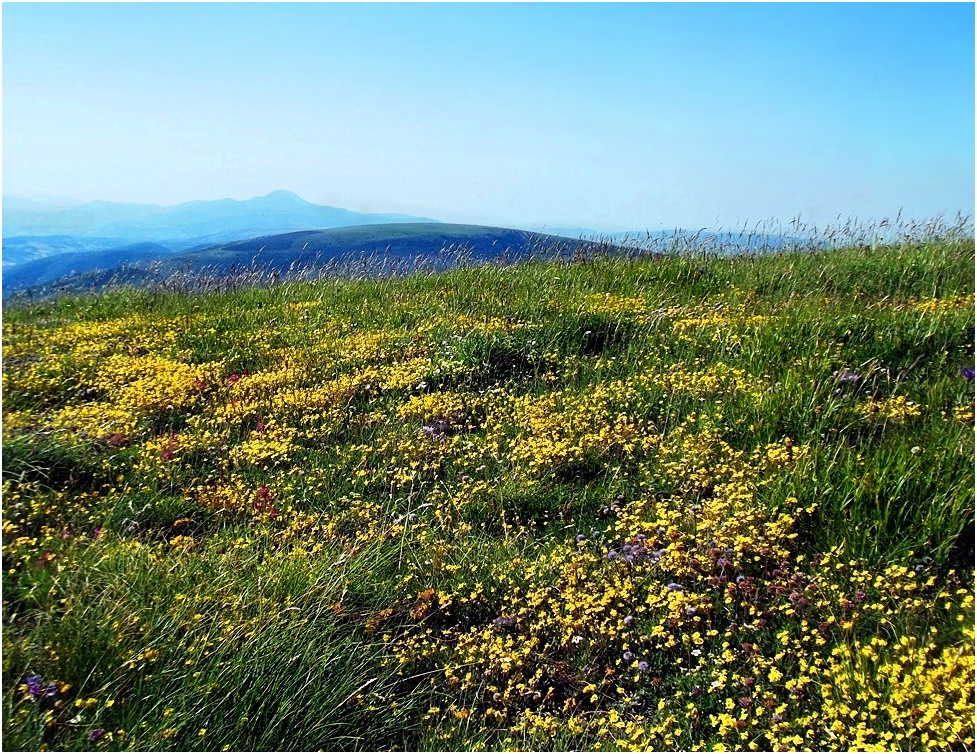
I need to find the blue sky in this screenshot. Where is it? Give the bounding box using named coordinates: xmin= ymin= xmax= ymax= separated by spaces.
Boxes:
xmin=3 ymin=3 xmax=974 ymax=231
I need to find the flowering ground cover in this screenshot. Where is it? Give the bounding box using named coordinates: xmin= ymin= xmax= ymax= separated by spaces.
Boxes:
xmin=2 ymin=237 xmax=974 ymax=751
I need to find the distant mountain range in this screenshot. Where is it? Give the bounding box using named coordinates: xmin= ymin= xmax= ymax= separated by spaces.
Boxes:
xmin=2 ymin=223 xmax=622 ymax=299
xmin=2 ymin=190 xmax=438 ymax=266
xmin=2 ymin=191 xmax=813 ymax=301
xmin=0 ymin=192 xmax=634 ymax=299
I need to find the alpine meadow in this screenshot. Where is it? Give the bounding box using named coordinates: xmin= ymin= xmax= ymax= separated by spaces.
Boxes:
xmin=2 ymin=220 xmax=974 ymax=751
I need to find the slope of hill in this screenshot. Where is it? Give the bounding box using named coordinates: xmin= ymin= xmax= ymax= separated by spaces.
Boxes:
xmin=1 ymin=235 xmax=144 ymax=268
xmin=3 ymin=223 xmax=620 ymax=298
xmin=2 ymin=242 xmax=179 ymax=295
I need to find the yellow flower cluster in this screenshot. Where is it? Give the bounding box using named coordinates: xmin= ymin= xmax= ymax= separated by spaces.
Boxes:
xmin=909 ymin=294 xmax=975 ymax=315
xmin=801 ymin=618 xmax=975 ymax=750
xmin=858 ymin=395 xmax=923 ymax=424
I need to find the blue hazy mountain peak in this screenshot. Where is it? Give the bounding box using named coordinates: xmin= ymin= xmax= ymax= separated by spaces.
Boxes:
xmin=2 ymin=193 xmax=441 ymax=257
xmin=250 ymin=189 xmax=308 ymax=205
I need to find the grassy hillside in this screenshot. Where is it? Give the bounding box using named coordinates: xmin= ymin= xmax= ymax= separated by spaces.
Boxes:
xmin=2 ymin=237 xmax=143 ymax=269
xmin=2 ymin=237 xmax=974 ymax=751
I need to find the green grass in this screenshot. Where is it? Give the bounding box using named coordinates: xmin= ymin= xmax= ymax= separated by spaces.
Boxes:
xmin=3 ymin=235 xmax=974 ymax=751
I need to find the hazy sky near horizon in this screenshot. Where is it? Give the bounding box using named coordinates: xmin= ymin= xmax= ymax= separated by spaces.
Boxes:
xmin=3 ymin=2 xmax=974 ymax=232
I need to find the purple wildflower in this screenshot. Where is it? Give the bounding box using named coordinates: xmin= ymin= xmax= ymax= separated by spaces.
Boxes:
xmin=606 ymin=550 xmax=619 ymax=561
xmin=963 ymin=367 xmax=975 ymax=380
xmin=89 ymin=729 xmax=106 ymax=743
xmin=576 ymin=534 xmax=586 ymax=543
xmin=623 ymin=615 xmax=634 ymax=626
xmin=789 ymin=592 xmax=807 ymax=608
xmin=25 ymin=675 xmax=57 ymax=699
xmin=666 ymin=582 xmax=684 ymax=591
xmin=637 ymin=661 xmax=650 ymax=672
xmin=623 ymin=651 xmax=634 ymax=661
xmin=25 ymin=675 xmax=43 ymax=698
xmin=492 ymin=616 xmax=518 ymax=628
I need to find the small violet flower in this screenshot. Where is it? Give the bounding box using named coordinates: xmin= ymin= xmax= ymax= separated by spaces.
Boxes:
xmin=25 ymin=675 xmax=43 ymax=698
xmin=25 ymin=675 xmax=56 ymax=699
